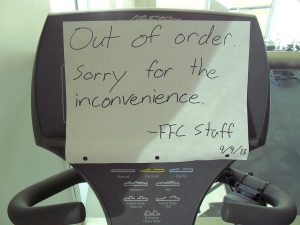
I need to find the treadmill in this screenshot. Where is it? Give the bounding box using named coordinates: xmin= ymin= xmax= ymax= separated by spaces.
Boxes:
xmin=8 ymin=10 xmax=297 ymax=225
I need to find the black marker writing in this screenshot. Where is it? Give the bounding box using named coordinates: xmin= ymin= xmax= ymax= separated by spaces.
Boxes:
xmin=131 ymin=24 xmax=162 ymax=48
xmin=194 ymin=122 xmax=234 ymax=138
xmin=69 ymin=25 xmax=120 ymax=50
xmin=74 ymin=90 xmax=203 ymax=109
xmin=146 ymin=59 xmax=173 ymax=78
xmin=147 ymin=124 xmax=186 ymax=139
xmin=174 ymin=25 xmax=232 ymax=46
xmin=220 ymin=145 xmax=247 ymax=156
xmin=74 ymin=64 xmax=126 ymax=92
xmin=147 ymin=122 xmax=235 ymax=140
xmin=190 ymin=57 xmax=218 ymax=79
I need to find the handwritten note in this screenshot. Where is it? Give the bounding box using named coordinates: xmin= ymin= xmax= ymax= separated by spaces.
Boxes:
xmin=63 ymin=21 xmax=250 ymax=163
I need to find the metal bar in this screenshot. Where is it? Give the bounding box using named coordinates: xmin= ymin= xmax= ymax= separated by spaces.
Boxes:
xmin=267 ymin=51 xmax=300 ymax=69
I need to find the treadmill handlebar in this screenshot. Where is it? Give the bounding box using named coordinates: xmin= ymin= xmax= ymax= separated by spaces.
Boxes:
xmin=7 ymin=169 xmax=86 ymax=225
xmin=221 ymin=168 xmax=297 ymax=225
xmin=7 ymin=167 xmax=297 ymax=225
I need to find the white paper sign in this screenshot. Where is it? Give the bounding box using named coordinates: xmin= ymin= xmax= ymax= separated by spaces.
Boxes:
xmin=63 ymin=20 xmax=250 ymax=163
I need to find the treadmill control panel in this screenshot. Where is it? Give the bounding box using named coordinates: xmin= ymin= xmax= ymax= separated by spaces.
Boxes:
xmin=77 ymin=161 xmax=230 ymax=225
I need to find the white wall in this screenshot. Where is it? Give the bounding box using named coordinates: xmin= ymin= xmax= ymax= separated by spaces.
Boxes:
xmin=0 ymin=0 xmax=76 ymax=224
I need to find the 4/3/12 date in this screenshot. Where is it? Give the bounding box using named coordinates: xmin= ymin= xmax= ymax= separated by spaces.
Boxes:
xmin=220 ymin=145 xmax=247 ymax=157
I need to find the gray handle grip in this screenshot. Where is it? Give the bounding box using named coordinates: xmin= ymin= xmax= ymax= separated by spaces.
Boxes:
xmin=8 ymin=169 xmax=86 ymax=225
xmin=221 ymin=169 xmax=297 ymax=225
